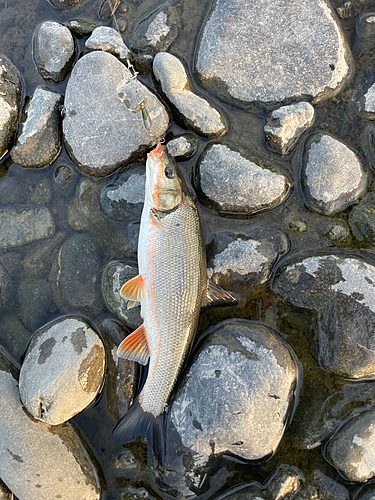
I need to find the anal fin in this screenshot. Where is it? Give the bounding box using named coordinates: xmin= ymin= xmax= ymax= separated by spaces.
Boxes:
xmin=202 ymin=279 xmax=238 ymax=307
xmin=117 ymin=324 xmax=150 ymax=365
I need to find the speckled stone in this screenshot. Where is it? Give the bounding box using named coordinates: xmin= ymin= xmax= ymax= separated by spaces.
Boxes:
xmin=196 ymin=0 xmax=352 ymax=104
xmin=85 ymin=26 xmax=131 ymax=62
xmin=63 ymin=51 xmax=169 ymax=177
xmin=195 ymin=143 xmax=290 ymax=215
xmin=153 ymin=52 xmax=226 ymax=137
xmin=33 ymin=21 xmax=75 ymax=82
xmin=264 ymin=102 xmax=315 ymax=155
xmin=0 ymin=205 xmax=55 ymax=249
xmin=265 ymin=465 xmax=302 ymax=500
xmin=11 ymin=86 xmax=63 ymax=168
xmin=302 ymin=134 xmax=367 ymax=215
xmin=0 ymin=350 xmax=101 ymax=500
xmin=166 ymin=134 xmax=197 ymax=159
xmin=272 ymin=253 xmax=375 ymax=379
xmin=19 ymin=316 xmax=105 ymax=425
xmin=0 ymin=55 xmax=22 ymax=160
xmin=325 ymin=409 xmax=375 ymax=482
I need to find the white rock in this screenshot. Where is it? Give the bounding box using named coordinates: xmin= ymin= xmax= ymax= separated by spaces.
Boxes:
xmin=85 ymin=26 xmax=131 ymax=62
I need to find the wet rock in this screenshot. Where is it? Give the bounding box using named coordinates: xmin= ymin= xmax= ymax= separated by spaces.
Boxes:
xmin=22 ymin=232 xmax=65 ymax=279
xmin=33 ymin=21 xmax=75 ymax=83
xmin=17 ymin=278 xmax=52 ymax=332
xmin=65 ymin=19 xmax=99 ymax=37
xmin=272 ymin=253 xmax=375 ymax=379
xmin=29 ymin=179 xmax=53 ymax=205
xmin=0 ymin=263 xmax=13 ymax=314
xmin=97 ymin=316 xmax=138 ymax=420
xmin=301 ymin=134 xmax=367 ymax=215
xmin=167 ymin=320 xmax=299 ymax=466
xmin=354 ymin=483 xmax=375 ymax=500
xmin=349 ymin=192 xmax=375 ymax=241
xmin=310 ymin=470 xmax=349 ymax=500
xmin=68 ymin=177 xmax=108 ymax=231
xmin=101 ymin=261 xmax=142 ymax=329
xmin=265 ymin=465 xmax=303 ymax=500
xmin=85 ymin=26 xmax=131 ymax=62
xmin=325 ymin=409 xmax=375 ymax=482
xmin=0 ymin=315 xmax=31 ymax=361
xmin=99 ymin=0 xmax=121 ymax=20
xmin=19 ymin=316 xmax=105 ymax=425
xmin=111 ymin=448 xmax=139 ymax=472
xmin=287 ymin=219 xmax=308 ymax=233
xmin=206 ymin=228 xmax=288 ymax=297
xmin=47 ymin=0 xmax=85 ymax=7
xmin=196 ymin=0 xmax=352 ymax=105
xmin=264 ymin=102 xmax=315 ymax=155
xmin=194 ymin=143 xmax=290 ymax=215
xmin=166 ymin=133 xmax=197 ymax=159
xmin=216 ymin=484 xmax=265 ymax=500
xmin=0 ymin=205 xmax=55 ymax=250
xmin=0 ymin=55 xmax=22 ymax=160
xmin=153 ymin=52 xmax=226 ymax=137
xmin=322 ymin=220 xmax=350 ymax=243
xmin=0 ymin=349 xmax=101 ymax=499
xmin=10 ymin=86 xmax=63 ymax=168
xmin=53 ymin=164 xmax=78 ymax=198
xmin=0 ymin=175 xmax=29 ymax=205
xmin=353 ymin=13 xmax=375 ymax=55
xmin=63 ymin=51 xmax=169 ymax=177
xmin=49 ymin=233 xmax=104 ymax=316
xmin=131 ymin=1 xmax=183 ymax=57
xmin=100 ymin=163 xmax=145 ymax=220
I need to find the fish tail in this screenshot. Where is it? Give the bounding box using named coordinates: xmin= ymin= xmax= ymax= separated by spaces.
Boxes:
xmin=112 ymin=397 xmax=166 ymax=465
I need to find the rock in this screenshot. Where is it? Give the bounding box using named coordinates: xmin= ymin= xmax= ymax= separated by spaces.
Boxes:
xmin=131 ymin=1 xmax=183 ymax=56
xmin=63 ymin=51 xmax=169 ymax=177
xmin=85 ymin=26 xmax=131 ymax=62
xmin=361 ymin=82 xmax=375 ymax=118
xmin=166 ymin=133 xmax=197 ymax=159
xmin=0 ymin=349 xmax=101 ymax=499
xmin=121 ymin=486 xmax=156 ymax=500
xmin=10 ymin=86 xmax=63 ymax=168
xmin=0 ymin=205 xmax=55 ymax=250
xmin=22 ymin=232 xmax=65 ymax=279
xmin=167 ymin=319 xmax=299 ymax=464
xmin=65 ymin=19 xmax=99 ymax=37
xmin=53 ymin=164 xmax=78 ymax=198
xmin=287 ymin=219 xmax=308 ymax=233
xmin=0 ymin=263 xmax=13 ymax=314
xmin=99 ymin=0 xmax=121 ymax=20
xmin=264 ymin=102 xmax=315 ymax=155
xmin=29 ymin=179 xmax=53 ymax=205
xmin=49 ymin=233 xmax=104 ymax=316
xmin=194 ymin=143 xmax=290 ymax=215
xmin=0 ymin=479 xmax=12 ymax=500
xmin=153 ymin=52 xmax=226 ymax=137
xmin=17 ymin=278 xmax=52 ymax=332
xmin=353 ymin=13 xmax=375 ymax=55
xmin=216 ymin=484 xmax=265 ymax=500
xmin=265 ymin=465 xmax=303 ymax=500
xmin=100 ymin=163 xmax=145 ymax=220
xmin=349 ymin=192 xmax=375 ymax=241
xmin=47 ymin=0 xmax=84 ymax=7
xmin=325 ymin=409 xmax=375 ymax=482
xmin=101 ymin=261 xmax=142 ymax=329
xmin=0 ymin=314 xmax=31 ymax=361
xmin=301 ymin=134 xmax=367 ymax=215
xmin=195 ymin=0 xmax=352 ymax=105
xmin=0 ymin=175 xmax=29 ymax=205
xmin=310 ymin=470 xmax=349 ymax=500
xmin=0 ymin=55 xmax=22 ymax=160
xmin=322 ymin=220 xmax=350 ymax=243
xmin=33 ymin=21 xmax=75 ymax=83
xmin=67 ymin=177 xmax=108 ymax=231
xmin=19 ymin=316 xmax=105 ymax=425
xmin=353 ymin=483 xmax=375 ymax=500
xmin=272 ymin=253 xmax=375 ymax=379
xmin=206 ymin=228 xmax=288 ymax=297
xmin=97 ymin=317 xmax=138 ymax=420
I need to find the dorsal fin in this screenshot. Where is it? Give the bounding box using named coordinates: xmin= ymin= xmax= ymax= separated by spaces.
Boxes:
xmin=120 ymin=274 xmax=145 ymax=303
xmin=117 ymin=324 xmax=150 ymax=365
xmin=202 ymin=279 xmax=238 ymax=307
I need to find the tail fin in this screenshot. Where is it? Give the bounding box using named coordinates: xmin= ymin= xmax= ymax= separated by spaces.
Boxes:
xmin=112 ymin=397 xmax=166 ymax=465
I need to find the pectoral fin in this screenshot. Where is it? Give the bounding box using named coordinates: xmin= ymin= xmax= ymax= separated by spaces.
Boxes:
xmin=120 ymin=275 xmax=145 ymax=304
xmin=202 ymin=279 xmax=238 ymax=307
xmin=117 ymin=324 xmax=150 ymax=365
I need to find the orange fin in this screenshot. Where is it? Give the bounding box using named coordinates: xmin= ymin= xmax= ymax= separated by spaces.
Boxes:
xmin=120 ymin=275 xmax=145 ymax=303
xmin=127 ymin=300 xmax=140 ymax=310
xmin=117 ymin=324 xmax=150 ymax=365
xmin=202 ymin=279 xmax=238 ymax=307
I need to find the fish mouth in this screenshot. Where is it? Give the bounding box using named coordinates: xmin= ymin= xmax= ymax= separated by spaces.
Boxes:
xmin=148 ymin=143 xmax=165 ymax=163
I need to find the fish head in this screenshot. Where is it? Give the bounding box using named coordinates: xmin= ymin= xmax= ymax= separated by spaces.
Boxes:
xmin=146 ymin=143 xmax=187 ymax=211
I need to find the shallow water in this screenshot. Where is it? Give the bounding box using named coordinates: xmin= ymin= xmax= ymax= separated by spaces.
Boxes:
xmin=2 ymin=0 xmax=375 ymax=498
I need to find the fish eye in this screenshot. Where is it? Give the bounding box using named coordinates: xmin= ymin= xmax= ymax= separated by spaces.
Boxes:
xmin=164 ymin=166 xmax=175 ymax=179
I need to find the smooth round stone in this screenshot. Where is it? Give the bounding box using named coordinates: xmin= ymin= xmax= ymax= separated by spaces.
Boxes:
xmin=17 ymin=278 xmax=52 ymax=331
xmin=0 ymin=350 xmax=101 ymax=500
xmin=166 ymin=133 xmax=197 ymax=159
xmin=195 ymin=0 xmax=352 ymax=104
xmin=195 ymin=143 xmax=290 ymax=215
xmin=325 ymin=409 xmax=375 ymax=482
xmin=68 ymin=177 xmax=108 ymax=231
xmin=302 ymin=134 xmax=367 ymax=215
xmin=101 ymin=261 xmax=142 ymax=329
xmin=0 ymin=314 xmax=31 ymax=362
xmin=63 ymin=51 xmax=169 ymax=177
xmin=11 ymin=86 xmax=63 ymax=168
xmin=19 ymin=316 xmax=105 ymax=425
xmin=322 ymin=220 xmax=350 ymax=242
xmin=353 ymin=13 xmax=375 ymax=54
xmin=265 ymin=465 xmax=302 ymax=500
xmin=33 ymin=21 xmax=74 ymax=82
xmin=153 ymin=52 xmax=226 ymax=137
xmin=0 ymin=55 xmax=22 ymax=160
xmin=85 ymin=26 xmax=131 ymax=62
xmin=349 ymin=192 xmax=375 ymax=241
xmin=65 ymin=19 xmax=99 ymax=37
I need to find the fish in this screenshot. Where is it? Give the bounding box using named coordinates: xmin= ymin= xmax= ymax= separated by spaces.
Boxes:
xmin=112 ymin=143 xmax=235 ymax=461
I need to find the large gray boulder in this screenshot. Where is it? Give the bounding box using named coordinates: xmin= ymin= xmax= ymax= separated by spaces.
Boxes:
xmin=195 ymin=0 xmax=352 ymax=104
xmin=63 ymin=51 xmax=169 ymax=177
